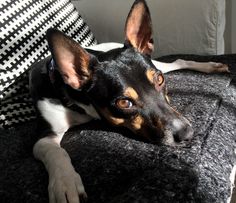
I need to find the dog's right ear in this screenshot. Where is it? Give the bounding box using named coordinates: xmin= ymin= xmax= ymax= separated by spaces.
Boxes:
xmin=46 ymin=28 xmax=96 ymax=89
xmin=125 ymin=0 xmax=154 ymax=55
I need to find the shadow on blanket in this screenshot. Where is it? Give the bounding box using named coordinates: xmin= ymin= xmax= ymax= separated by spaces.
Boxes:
xmin=0 ymin=54 xmax=236 ymax=203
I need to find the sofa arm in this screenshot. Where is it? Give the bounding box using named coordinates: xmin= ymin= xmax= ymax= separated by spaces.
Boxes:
xmin=75 ymin=0 xmax=225 ymax=57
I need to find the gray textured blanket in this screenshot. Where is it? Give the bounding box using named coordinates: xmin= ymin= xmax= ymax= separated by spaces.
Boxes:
xmin=0 ymin=54 xmax=236 ymax=203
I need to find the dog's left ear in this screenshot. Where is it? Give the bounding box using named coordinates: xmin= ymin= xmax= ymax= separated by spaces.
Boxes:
xmin=46 ymin=28 xmax=96 ymax=89
xmin=125 ymin=0 xmax=154 ymax=55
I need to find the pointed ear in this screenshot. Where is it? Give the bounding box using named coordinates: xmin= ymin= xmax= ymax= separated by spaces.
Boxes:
xmin=125 ymin=0 xmax=154 ymax=55
xmin=46 ymin=28 xmax=95 ymax=89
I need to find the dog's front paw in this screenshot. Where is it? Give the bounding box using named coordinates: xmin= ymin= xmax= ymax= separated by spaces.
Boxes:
xmin=206 ymin=62 xmax=229 ymax=73
xmin=48 ymin=168 xmax=87 ymax=203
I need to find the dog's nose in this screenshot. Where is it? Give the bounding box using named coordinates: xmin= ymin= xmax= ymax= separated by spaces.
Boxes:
xmin=168 ymin=118 xmax=194 ymax=144
xmin=172 ymin=124 xmax=194 ymax=143
xmin=150 ymin=114 xmax=194 ymax=145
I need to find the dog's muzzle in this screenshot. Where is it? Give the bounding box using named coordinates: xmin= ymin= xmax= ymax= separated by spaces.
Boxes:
xmin=161 ymin=117 xmax=194 ymax=146
xmin=144 ymin=109 xmax=194 ymax=145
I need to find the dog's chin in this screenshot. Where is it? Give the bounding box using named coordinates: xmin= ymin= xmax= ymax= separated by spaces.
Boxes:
xmin=148 ymin=130 xmax=192 ymax=147
xmin=148 ymin=137 xmax=175 ymax=146
xmin=162 ymin=132 xmax=192 ymax=147
xmin=126 ymin=128 xmax=192 ymax=147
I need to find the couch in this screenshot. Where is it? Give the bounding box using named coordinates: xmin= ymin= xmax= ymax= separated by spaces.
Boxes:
xmin=0 ymin=0 xmax=236 ymax=203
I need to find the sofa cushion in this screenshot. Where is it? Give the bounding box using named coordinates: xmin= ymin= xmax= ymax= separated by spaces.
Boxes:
xmin=0 ymin=0 xmax=97 ymax=128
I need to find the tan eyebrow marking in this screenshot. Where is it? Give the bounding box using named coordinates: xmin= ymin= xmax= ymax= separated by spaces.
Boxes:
xmin=124 ymin=87 xmax=139 ymax=100
xmin=146 ymin=69 xmax=156 ymax=84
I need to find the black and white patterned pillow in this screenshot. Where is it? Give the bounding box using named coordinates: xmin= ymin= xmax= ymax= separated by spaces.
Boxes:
xmin=0 ymin=0 xmax=97 ymax=128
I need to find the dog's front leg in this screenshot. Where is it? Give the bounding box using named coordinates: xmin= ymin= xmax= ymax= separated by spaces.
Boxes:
xmin=33 ymin=136 xmax=87 ymax=203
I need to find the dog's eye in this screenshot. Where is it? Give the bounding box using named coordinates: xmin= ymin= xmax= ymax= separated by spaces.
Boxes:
xmin=155 ymin=73 xmax=164 ymax=86
xmin=116 ymin=99 xmax=133 ymax=109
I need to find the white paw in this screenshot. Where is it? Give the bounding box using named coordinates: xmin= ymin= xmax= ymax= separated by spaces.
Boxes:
xmin=48 ymin=168 xmax=87 ymax=203
xmin=206 ymin=62 xmax=229 ymax=73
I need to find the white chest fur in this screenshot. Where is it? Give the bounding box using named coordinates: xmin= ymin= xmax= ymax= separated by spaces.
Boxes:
xmin=37 ymin=98 xmax=99 ymax=137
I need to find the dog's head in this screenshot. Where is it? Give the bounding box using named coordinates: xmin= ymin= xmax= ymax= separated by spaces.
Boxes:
xmin=46 ymin=0 xmax=193 ymax=145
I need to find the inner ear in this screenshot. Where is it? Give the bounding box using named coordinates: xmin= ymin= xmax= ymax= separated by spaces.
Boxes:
xmin=46 ymin=28 xmax=95 ymax=89
xmin=125 ymin=0 xmax=154 ymax=55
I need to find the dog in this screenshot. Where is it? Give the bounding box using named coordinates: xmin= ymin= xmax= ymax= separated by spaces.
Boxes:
xmin=29 ymin=0 xmax=229 ymax=202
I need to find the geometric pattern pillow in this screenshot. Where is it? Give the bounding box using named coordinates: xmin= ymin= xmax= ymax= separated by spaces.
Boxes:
xmin=0 ymin=0 xmax=97 ymax=128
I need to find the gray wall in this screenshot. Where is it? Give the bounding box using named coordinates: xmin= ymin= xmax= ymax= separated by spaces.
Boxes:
xmin=225 ymin=0 xmax=235 ymax=53
xmin=232 ymin=0 xmax=236 ymax=53
xmin=73 ymin=0 xmax=236 ymax=54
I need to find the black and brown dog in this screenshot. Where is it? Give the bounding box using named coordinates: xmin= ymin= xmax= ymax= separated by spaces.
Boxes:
xmin=29 ymin=0 xmax=229 ymax=202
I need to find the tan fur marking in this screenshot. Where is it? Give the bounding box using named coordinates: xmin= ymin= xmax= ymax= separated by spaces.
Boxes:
xmin=109 ymin=117 xmax=125 ymax=125
xmin=131 ymin=115 xmax=144 ymax=130
xmin=124 ymin=87 xmax=139 ymax=100
xmin=146 ymin=69 xmax=156 ymax=84
xmin=101 ymin=108 xmax=125 ymax=125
